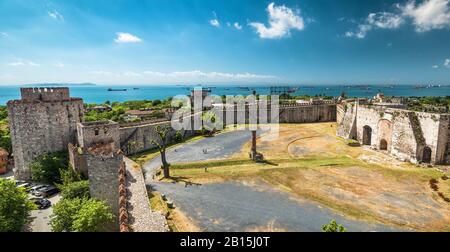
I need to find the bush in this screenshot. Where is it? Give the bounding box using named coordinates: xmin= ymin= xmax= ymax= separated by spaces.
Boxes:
xmin=60 ymin=180 xmax=90 ymax=200
xmin=322 ymin=220 xmax=346 ymax=232
xmin=30 ymin=151 xmax=69 ymax=185
xmin=174 ymin=131 xmax=183 ymax=143
xmin=0 ymin=179 xmax=36 ymax=232
xmin=51 ymin=198 xmax=113 ymax=232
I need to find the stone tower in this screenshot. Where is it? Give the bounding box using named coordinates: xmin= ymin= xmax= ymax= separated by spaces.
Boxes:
xmin=75 ymin=120 xmax=123 ymax=230
xmin=7 ymin=87 xmax=84 ymax=180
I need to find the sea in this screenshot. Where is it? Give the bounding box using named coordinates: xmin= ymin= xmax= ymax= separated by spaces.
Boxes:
xmin=0 ymin=84 xmax=449 ymax=105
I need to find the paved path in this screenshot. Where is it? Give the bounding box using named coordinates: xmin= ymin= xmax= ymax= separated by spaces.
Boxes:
xmin=143 ymin=130 xmax=259 ymax=179
xmin=28 ymin=195 xmax=61 ymax=232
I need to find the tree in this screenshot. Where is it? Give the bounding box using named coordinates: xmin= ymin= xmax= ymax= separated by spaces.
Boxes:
xmin=30 ymin=151 xmax=69 ymax=185
xmin=152 ymin=99 xmax=162 ymax=106
xmin=174 ymin=131 xmax=183 ymax=143
xmin=51 ymin=198 xmax=113 ymax=232
xmin=151 ymin=125 xmax=171 ymax=178
xmin=60 ymin=180 xmax=90 ymax=200
xmin=0 ymin=179 xmax=35 ymax=232
xmin=72 ymin=199 xmax=114 ymax=232
xmin=322 ymin=220 xmax=346 ymax=232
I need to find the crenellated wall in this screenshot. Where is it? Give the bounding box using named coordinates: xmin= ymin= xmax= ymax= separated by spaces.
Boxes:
xmin=7 ymin=88 xmax=84 ymax=180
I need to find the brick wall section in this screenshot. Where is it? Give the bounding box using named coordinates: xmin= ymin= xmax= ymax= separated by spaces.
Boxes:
xmin=118 ymin=161 xmax=129 ymax=232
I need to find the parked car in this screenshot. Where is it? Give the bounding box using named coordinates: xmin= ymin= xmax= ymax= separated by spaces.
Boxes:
xmin=17 ymin=182 xmax=32 ymax=192
xmin=30 ymin=184 xmax=47 ymax=194
xmin=33 ymin=198 xmax=51 ymax=209
xmin=34 ymin=186 xmax=59 ymax=198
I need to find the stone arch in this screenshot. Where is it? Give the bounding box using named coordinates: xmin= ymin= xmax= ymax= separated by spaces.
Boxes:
xmin=422 ymin=146 xmax=432 ymax=163
xmin=379 ymin=139 xmax=388 ymax=150
xmin=362 ymin=125 xmax=372 ymax=145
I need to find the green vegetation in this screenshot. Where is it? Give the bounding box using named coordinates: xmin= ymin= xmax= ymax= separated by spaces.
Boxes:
xmin=0 ymin=178 xmax=36 ymax=232
xmin=30 ymin=151 xmax=69 ymax=185
xmin=0 ymin=106 xmax=11 ymax=153
xmin=59 ymin=180 xmax=90 ymax=200
xmin=322 ymin=220 xmax=346 ymax=232
xmin=405 ymin=96 xmax=450 ymax=113
xmin=51 ymin=171 xmax=113 ymax=232
xmin=51 ymin=197 xmax=113 ymax=232
xmin=84 ymin=98 xmax=174 ymax=123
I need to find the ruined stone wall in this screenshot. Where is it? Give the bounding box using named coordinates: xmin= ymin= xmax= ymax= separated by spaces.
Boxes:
xmin=337 ymin=101 xmax=449 ymax=165
xmin=119 ymin=120 xmax=195 ymax=155
xmin=7 ymin=94 xmax=84 ymax=179
xmin=68 ymin=143 xmax=87 ymax=177
xmin=77 ymin=121 xmax=120 ymax=150
xmin=336 ymin=103 xmax=357 ymax=139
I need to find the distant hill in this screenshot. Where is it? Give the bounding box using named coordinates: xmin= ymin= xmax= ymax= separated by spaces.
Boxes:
xmin=23 ymin=83 xmax=97 ymax=87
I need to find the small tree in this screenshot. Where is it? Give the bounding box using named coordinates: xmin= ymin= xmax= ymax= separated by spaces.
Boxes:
xmin=72 ymin=198 xmax=114 ymax=232
xmin=51 ymin=198 xmax=113 ymax=232
xmin=30 ymin=151 xmax=69 ymax=185
xmin=174 ymin=131 xmax=183 ymax=143
xmin=60 ymin=180 xmax=90 ymax=200
xmin=151 ymin=125 xmax=171 ymax=178
xmin=0 ymin=179 xmax=35 ymax=232
xmin=322 ymin=220 xmax=346 ymax=232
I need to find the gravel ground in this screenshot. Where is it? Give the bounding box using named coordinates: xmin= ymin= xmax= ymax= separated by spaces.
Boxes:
xmin=151 ymin=181 xmax=404 ymax=232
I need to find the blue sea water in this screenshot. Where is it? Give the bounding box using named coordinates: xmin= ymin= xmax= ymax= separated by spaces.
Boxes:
xmin=0 ymin=84 xmax=449 ymax=105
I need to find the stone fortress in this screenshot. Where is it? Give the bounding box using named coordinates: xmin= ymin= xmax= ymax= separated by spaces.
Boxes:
xmin=6 ymin=87 xmax=450 ymax=231
xmin=337 ymin=95 xmax=450 ymax=165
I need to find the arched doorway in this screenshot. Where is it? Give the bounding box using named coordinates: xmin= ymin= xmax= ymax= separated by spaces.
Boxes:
xmin=422 ymin=147 xmax=432 ymax=163
xmin=362 ymin=126 xmax=372 ymax=145
xmin=380 ymin=139 xmax=388 ymax=150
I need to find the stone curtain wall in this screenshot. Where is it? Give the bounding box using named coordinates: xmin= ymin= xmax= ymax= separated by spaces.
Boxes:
xmin=119 ymin=120 xmax=195 ymax=155
xmin=337 ymin=101 xmax=450 ymax=165
xmin=7 ymin=95 xmax=84 ymax=180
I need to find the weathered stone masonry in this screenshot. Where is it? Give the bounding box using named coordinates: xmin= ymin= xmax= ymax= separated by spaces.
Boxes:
xmin=337 ymin=100 xmax=450 ymax=165
xmin=7 ymin=88 xmax=83 ymax=179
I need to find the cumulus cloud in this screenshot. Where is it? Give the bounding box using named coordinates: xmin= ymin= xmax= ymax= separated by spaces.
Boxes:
xmin=345 ymin=12 xmax=403 ymax=38
xmin=249 ymin=2 xmax=305 ymax=39
xmin=48 ymin=11 xmax=64 ymax=21
xmin=234 ymin=22 xmax=242 ymax=30
xmin=398 ymin=0 xmax=450 ymax=32
xmin=7 ymin=60 xmax=40 ymax=67
xmin=432 ymin=64 xmax=439 ymax=68
xmin=114 ymin=32 xmax=142 ymax=43
xmin=445 ymin=58 xmax=450 ymax=68
xmin=210 ymin=11 xmax=220 ymax=27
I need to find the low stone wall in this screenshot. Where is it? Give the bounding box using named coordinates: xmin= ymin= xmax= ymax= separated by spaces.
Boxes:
xmin=123 ymin=157 xmax=168 ymax=232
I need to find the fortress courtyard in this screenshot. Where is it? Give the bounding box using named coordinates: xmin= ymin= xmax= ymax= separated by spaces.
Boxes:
xmin=142 ymin=123 xmax=450 ymax=232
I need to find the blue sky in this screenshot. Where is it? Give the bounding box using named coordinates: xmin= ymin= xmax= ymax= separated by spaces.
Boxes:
xmin=1 ymin=0 xmax=450 ymax=85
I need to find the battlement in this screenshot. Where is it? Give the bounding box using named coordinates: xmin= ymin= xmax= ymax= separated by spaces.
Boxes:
xmin=20 ymin=87 xmax=70 ymax=102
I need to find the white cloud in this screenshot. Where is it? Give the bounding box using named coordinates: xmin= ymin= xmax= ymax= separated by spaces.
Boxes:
xmin=122 ymin=71 xmax=142 ymax=77
xmin=7 ymin=60 xmax=40 ymax=67
xmin=345 ymin=12 xmax=403 ymax=39
xmin=143 ymin=70 xmax=276 ymax=80
xmin=54 ymin=62 xmax=64 ymax=68
xmin=249 ymin=2 xmax=305 ymax=39
xmin=114 ymin=32 xmax=142 ymax=43
xmin=48 ymin=11 xmax=64 ymax=21
xmin=445 ymin=58 xmax=450 ymax=67
xmin=432 ymin=64 xmax=439 ymax=68
xmin=234 ymin=22 xmax=242 ymax=30
xmin=210 ymin=19 xmax=220 ymax=27
xmin=398 ymin=0 xmax=450 ymax=32
xmin=367 ymin=12 xmax=404 ymax=29
xmin=1 ymin=32 xmax=8 ymax=37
